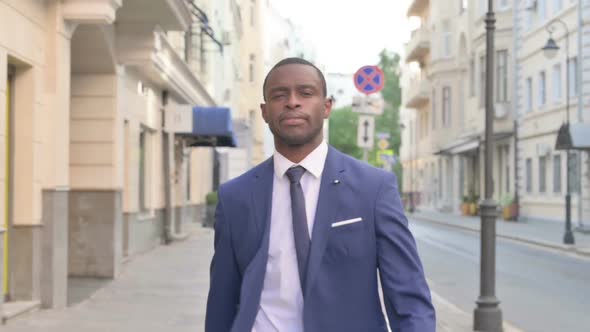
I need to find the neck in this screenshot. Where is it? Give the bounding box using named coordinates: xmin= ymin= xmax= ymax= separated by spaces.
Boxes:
xmin=275 ymin=136 xmax=323 ymax=164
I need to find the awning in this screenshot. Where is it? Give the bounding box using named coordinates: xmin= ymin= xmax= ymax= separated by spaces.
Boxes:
xmin=435 ymin=131 xmax=514 ymax=156
xmin=435 ymin=136 xmax=480 ymax=155
xmin=556 ymin=123 xmax=590 ymax=150
xmin=180 ymin=107 xmax=237 ymax=147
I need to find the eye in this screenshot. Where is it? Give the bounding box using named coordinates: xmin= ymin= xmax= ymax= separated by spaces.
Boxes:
xmin=271 ymin=94 xmax=286 ymax=100
xmin=301 ymin=90 xmax=314 ymax=97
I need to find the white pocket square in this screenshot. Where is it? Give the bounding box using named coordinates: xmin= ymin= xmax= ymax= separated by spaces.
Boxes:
xmin=331 ymin=217 xmax=363 ymax=228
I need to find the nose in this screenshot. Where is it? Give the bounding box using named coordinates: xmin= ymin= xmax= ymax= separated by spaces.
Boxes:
xmin=286 ymin=92 xmax=301 ymax=110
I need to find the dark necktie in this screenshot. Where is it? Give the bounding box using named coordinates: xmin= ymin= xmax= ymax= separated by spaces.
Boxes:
xmin=285 ymin=166 xmax=311 ymax=295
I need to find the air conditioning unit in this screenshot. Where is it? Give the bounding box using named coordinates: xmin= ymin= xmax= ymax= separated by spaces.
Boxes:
xmin=525 ymin=0 xmax=537 ymax=11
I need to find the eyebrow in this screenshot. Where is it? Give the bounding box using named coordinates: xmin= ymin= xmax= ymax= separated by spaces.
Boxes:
xmin=268 ymin=84 xmax=318 ymax=94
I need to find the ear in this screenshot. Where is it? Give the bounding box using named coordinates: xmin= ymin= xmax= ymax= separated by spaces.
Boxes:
xmin=260 ymin=103 xmax=269 ymax=123
xmin=323 ymin=97 xmax=333 ymax=119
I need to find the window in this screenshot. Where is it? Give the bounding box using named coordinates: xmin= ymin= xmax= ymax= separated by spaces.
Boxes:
xmin=553 ymin=155 xmax=562 ymax=193
xmin=480 ymin=0 xmax=487 ymax=15
xmin=480 ymin=55 xmax=486 ymax=107
xmin=538 ymin=0 xmax=547 ymax=22
xmin=526 ymin=77 xmax=533 ymax=113
xmin=539 ymin=71 xmax=546 ymax=107
xmin=553 ymin=0 xmax=563 ymax=13
xmin=432 ymin=88 xmax=437 ymax=129
xmin=442 ymin=86 xmax=451 ymax=127
xmin=250 ymin=0 xmax=256 ymax=27
xmin=249 ymin=54 xmax=255 ymax=83
xmin=505 ymin=147 xmax=510 ymax=192
xmin=139 ymin=128 xmax=148 ymax=212
xmin=442 ymin=21 xmax=451 ymax=58
xmin=539 ymin=156 xmax=547 ymax=193
xmin=569 ymin=152 xmax=580 ymax=193
xmin=553 ymin=63 xmax=562 ymax=103
xmin=438 ymin=160 xmax=443 ymax=198
xmin=525 ymin=6 xmax=533 ymax=31
xmin=496 ymin=50 xmax=508 ymax=102
xmin=410 ymin=120 xmax=414 ymax=144
xmin=460 ymin=0 xmax=468 ymax=13
xmin=526 ymin=158 xmax=533 ymax=193
xmin=470 ymin=58 xmax=476 ymax=97
xmin=568 ymin=57 xmax=578 ymax=97
xmin=186 ymin=153 xmax=191 ymax=201
xmin=498 ymin=0 xmax=510 ymax=10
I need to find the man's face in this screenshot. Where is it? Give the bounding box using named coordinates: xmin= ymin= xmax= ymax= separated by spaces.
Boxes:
xmin=261 ymin=64 xmax=332 ymax=147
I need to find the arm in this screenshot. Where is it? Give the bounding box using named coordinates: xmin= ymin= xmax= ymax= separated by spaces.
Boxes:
xmin=205 ymin=195 xmax=242 ymax=332
xmin=375 ymin=172 xmax=436 ymax=332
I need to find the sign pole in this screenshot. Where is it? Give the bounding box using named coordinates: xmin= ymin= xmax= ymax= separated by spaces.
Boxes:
xmin=353 ymin=65 xmax=385 ymax=163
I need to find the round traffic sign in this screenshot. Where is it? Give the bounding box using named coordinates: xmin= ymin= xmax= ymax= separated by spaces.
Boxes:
xmin=354 ymin=66 xmax=385 ymax=95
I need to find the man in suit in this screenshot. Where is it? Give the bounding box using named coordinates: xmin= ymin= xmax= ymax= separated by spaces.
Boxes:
xmin=205 ymin=57 xmax=435 ymax=332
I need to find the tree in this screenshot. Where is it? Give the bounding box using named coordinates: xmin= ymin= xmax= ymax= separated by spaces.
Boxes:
xmin=328 ymin=49 xmax=403 ymax=186
xmin=328 ymin=106 xmax=362 ymax=160
xmin=373 ymin=50 xmax=403 ymax=185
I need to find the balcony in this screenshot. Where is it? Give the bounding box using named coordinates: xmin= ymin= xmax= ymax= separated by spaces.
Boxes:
xmin=407 ymin=0 xmax=430 ymax=17
xmin=405 ymin=75 xmax=430 ymax=109
xmin=116 ymin=0 xmax=192 ymax=31
xmin=405 ymin=26 xmax=430 ymax=64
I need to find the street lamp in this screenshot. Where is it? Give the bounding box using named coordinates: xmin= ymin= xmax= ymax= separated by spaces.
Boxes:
xmin=542 ymin=19 xmax=575 ymax=245
xmin=473 ymin=0 xmax=503 ymax=331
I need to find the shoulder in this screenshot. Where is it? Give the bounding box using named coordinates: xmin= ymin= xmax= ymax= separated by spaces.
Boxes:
xmin=329 ymin=146 xmax=395 ymax=182
xmin=218 ymin=157 xmax=272 ymax=199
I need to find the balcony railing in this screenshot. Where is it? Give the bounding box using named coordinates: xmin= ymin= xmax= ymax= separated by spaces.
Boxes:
xmin=405 ymin=73 xmax=430 ymax=109
xmin=405 ymin=26 xmax=430 ymax=64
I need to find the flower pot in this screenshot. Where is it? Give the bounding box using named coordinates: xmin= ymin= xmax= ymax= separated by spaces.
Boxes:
xmin=503 ymin=203 xmax=518 ymax=221
xmin=469 ymin=203 xmax=478 ymax=216
xmin=461 ymin=203 xmax=470 ymax=216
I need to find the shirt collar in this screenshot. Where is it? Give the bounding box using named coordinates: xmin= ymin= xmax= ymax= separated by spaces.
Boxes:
xmin=273 ymin=140 xmax=328 ymax=180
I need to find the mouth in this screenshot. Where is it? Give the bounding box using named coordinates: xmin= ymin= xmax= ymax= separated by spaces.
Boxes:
xmin=280 ymin=114 xmax=307 ymax=126
xmin=281 ymin=117 xmax=307 ymax=126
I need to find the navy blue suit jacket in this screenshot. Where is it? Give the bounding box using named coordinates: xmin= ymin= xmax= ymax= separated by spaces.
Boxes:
xmin=205 ymin=146 xmax=435 ymax=332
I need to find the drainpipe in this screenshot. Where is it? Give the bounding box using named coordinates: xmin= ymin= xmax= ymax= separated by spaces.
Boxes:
xmin=162 ymin=91 xmax=172 ymax=245
xmin=512 ymin=0 xmax=520 ymax=219
xmin=577 ymin=0 xmax=584 ymax=227
xmin=578 ymin=0 xmax=584 ymax=124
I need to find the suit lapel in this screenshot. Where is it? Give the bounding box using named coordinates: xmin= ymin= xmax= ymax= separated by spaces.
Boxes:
xmin=304 ymin=147 xmax=345 ymax=297
xmin=251 ymin=157 xmax=274 ymax=237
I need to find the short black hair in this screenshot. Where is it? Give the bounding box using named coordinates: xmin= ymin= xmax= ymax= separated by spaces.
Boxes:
xmin=262 ymin=57 xmax=327 ymax=101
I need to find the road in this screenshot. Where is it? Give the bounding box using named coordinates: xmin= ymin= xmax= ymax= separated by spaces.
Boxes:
xmin=410 ymin=219 xmax=590 ymax=332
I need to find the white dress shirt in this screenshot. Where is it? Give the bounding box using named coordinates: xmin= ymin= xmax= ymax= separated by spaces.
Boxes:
xmin=252 ymin=141 xmax=328 ymax=332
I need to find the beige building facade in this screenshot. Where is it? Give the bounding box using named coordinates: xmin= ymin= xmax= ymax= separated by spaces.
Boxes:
xmin=515 ymin=0 xmax=590 ymax=225
xmin=0 ymin=0 xmax=231 ymax=320
xmin=402 ymin=0 xmax=517 ymax=214
xmin=402 ymin=0 xmax=590 ymax=227
xmin=237 ymin=0 xmax=265 ymax=165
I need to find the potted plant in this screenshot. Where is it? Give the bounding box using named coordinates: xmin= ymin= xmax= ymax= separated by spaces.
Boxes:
xmin=501 ymin=194 xmax=518 ymax=221
xmin=204 ymin=191 xmax=218 ymax=227
xmin=468 ymin=193 xmax=480 ymax=216
xmin=461 ymin=195 xmax=471 ymax=215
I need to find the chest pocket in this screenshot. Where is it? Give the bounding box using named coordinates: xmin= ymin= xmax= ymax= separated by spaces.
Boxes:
xmin=325 ymin=216 xmax=371 ymax=260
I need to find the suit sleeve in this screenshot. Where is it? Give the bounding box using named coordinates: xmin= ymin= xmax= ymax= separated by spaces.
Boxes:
xmin=375 ymin=172 xmax=436 ymax=332
xmin=205 ymin=195 xmax=242 ymax=332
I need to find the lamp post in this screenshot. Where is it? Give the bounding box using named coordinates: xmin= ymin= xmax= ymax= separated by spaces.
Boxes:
xmin=541 ymin=19 xmax=575 ymax=245
xmin=473 ymin=0 xmax=503 ymax=331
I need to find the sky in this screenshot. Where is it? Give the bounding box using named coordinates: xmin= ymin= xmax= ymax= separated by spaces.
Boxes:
xmin=271 ymin=0 xmax=416 ymax=74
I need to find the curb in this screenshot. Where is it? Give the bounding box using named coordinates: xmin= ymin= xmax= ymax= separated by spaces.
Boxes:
xmin=411 ymin=214 xmax=590 ymax=258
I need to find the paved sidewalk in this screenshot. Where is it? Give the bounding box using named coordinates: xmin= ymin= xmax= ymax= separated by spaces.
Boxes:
xmin=2 ymin=222 xmax=518 ymax=331
xmin=411 ymin=210 xmax=590 ymax=257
